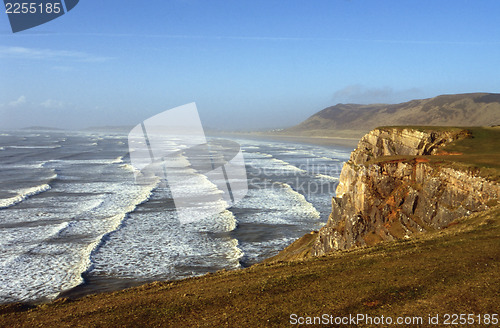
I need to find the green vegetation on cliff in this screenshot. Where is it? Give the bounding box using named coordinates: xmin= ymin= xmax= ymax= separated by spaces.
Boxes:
xmin=374 ymin=126 xmax=500 ymax=181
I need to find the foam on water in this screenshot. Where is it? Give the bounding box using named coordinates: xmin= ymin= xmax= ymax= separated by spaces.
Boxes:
xmin=0 ymin=161 xmax=57 ymax=207
xmin=119 ymin=163 xmax=139 ymax=175
xmin=89 ymin=207 xmax=242 ymax=281
xmin=247 ymin=156 xmax=306 ymax=177
xmin=270 ymin=158 xmax=307 ymax=173
xmin=111 ymin=156 xmax=124 ymax=164
xmin=0 ymin=153 xmax=161 ymax=303
xmin=254 ymin=152 xmax=273 ymax=158
xmin=230 ymin=180 xmax=323 ymax=264
xmin=88 ymin=150 xmax=242 ymax=282
xmin=7 ymin=145 xmax=62 ymax=149
xmin=0 ymin=178 xmax=161 ymax=302
xmin=229 ymin=139 xmax=345 ymax=264
xmin=242 ymin=145 xmax=260 ymax=150
xmin=0 ymin=184 xmax=51 ymax=209
xmin=237 ymin=236 xmax=297 ymax=263
xmin=315 ymin=173 xmax=339 ymax=182
xmin=236 ymin=182 xmax=320 ymax=225
xmin=0 ymin=221 xmax=72 ymax=302
xmin=0 ymin=222 xmax=69 ymax=259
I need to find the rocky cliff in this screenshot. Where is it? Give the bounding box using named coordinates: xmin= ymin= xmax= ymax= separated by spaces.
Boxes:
xmin=312 ymin=127 xmax=500 ymax=256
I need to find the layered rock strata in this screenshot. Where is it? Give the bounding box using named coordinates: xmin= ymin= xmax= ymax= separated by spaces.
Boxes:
xmin=312 ymin=128 xmax=499 ymax=256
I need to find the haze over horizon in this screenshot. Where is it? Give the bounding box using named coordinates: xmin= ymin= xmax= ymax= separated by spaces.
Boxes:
xmin=1 ymin=0 xmax=500 ymax=130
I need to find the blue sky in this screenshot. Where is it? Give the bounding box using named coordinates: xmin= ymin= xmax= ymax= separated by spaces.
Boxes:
xmin=1 ymin=0 xmax=500 ymax=130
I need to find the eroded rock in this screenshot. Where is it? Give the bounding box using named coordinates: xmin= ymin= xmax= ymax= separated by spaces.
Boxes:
xmin=312 ymin=128 xmax=499 ymax=256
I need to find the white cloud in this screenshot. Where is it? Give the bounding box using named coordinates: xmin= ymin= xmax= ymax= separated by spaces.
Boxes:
xmin=7 ymin=95 xmax=27 ymax=106
xmin=41 ymin=99 xmax=65 ymax=109
xmin=0 ymin=46 xmax=111 ymax=63
xmin=1 ymin=96 xmax=66 ymax=110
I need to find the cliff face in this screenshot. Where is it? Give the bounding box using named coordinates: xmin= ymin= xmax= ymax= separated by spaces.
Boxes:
xmin=312 ymin=128 xmax=500 ymax=256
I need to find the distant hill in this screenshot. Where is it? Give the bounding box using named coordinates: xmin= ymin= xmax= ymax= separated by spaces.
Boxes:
xmin=21 ymin=126 xmax=65 ymax=131
xmin=83 ymin=125 xmax=134 ymax=133
xmin=284 ymin=93 xmax=500 ymax=138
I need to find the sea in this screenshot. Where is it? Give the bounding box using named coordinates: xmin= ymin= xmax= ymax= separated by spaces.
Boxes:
xmin=0 ymin=130 xmax=351 ymax=304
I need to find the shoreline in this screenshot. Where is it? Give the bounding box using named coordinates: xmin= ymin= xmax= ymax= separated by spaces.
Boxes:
xmin=1 ymin=256 xmax=268 ymax=306
xmin=209 ymin=132 xmax=360 ymax=149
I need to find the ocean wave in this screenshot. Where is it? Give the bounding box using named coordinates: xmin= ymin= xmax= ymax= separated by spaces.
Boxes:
xmin=275 ymin=181 xmax=321 ymax=218
xmin=111 ymin=156 xmax=124 ymax=164
xmin=238 ymin=236 xmax=296 ymax=264
xmin=0 ymin=184 xmax=51 ymax=209
xmin=249 ymin=155 xmax=307 ymax=174
xmin=77 ymin=177 xmax=161 ymax=286
xmin=156 ymin=154 xmax=239 ymax=229
xmin=119 ymin=163 xmax=138 ymax=174
xmin=84 ymin=152 xmax=243 ymax=282
xmin=0 ymin=134 xmax=348 ymax=303
xmin=0 ymin=220 xmax=87 ymax=303
xmin=270 ymin=158 xmax=307 ymax=173
xmin=254 ymin=152 xmax=273 ymax=158
xmin=88 ymin=208 xmax=243 ymax=281
xmin=185 ymin=209 xmax=238 ymax=233
xmin=242 ymin=145 xmax=260 ymax=150
xmin=315 ymin=173 xmax=339 ymax=182
xmin=7 ymin=145 xmax=62 ymax=149
xmin=13 ymin=177 xmax=160 ymax=302
xmin=235 ymin=181 xmax=320 ymax=225
xmin=0 ymin=159 xmax=161 ymax=303
xmin=280 ymin=149 xmax=338 ymax=162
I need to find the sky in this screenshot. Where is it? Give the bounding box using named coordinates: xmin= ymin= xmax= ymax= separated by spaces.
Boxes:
xmin=1 ymin=0 xmax=500 ymax=130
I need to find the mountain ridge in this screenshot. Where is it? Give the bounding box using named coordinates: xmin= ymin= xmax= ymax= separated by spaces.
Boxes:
xmin=284 ymin=93 xmax=500 ymax=137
